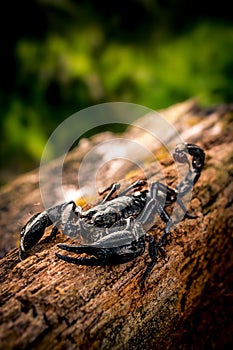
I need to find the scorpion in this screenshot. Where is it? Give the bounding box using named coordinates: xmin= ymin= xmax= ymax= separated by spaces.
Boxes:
xmin=19 ymin=143 xmax=205 ymax=285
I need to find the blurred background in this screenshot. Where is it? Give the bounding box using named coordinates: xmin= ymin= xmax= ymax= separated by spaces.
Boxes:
xmin=0 ymin=0 xmax=232 ymax=186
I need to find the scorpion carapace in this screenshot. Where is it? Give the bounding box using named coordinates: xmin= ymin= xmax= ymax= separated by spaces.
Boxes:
xmin=19 ymin=143 xmax=205 ymax=285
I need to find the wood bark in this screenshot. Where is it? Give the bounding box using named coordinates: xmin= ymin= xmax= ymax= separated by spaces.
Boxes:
xmin=0 ymin=100 xmax=233 ymax=349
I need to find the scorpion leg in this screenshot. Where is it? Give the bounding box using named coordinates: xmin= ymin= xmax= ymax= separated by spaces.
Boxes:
xmin=138 ymin=198 xmax=157 ymax=226
xmin=137 ymin=182 xmax=170 ymax=254
xmin=141 ymin=185 xmax=173 ymax=247
xmin=139 ymin=181 xmax=174 ymax=226
xmin=157 ymin=202 xmax=174 ymax=247
xmin=100 ymin=179 xmax=146 ymax=203
xmin=142 ymin=181 xmax=174 ymax=247
xmin=176 ymin=197 xmax=197 ymax=219
xmin=141 ymin=233 xmax=158 ymax=287
xmin=137 ymin=181 xmax=162 ymax=226
xmin=116 ymin=179 xmax=147 ymax=196
xmin=100 ymin=183 xmax=121 ymax=203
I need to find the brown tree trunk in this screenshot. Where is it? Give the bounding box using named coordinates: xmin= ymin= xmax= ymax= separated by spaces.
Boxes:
xmin=0 ymin=100 xmax=233 ymax=349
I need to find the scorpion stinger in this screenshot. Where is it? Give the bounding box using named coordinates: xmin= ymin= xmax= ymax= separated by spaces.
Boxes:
xmin=174 ymin=143 xmax=205 ymax=196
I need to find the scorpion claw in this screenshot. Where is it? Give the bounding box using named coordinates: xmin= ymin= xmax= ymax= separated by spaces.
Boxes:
xmin=56 ymin=253 xmax=100 ymax=266
xmin=55 ymin=253 xmax=82 ymax=264
xmin=57 ymin=243 xmax=76 ymax=252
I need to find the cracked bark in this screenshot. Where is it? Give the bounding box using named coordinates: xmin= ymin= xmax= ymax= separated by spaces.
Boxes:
xmin=0 ymin=100 xmax=233 ymax=349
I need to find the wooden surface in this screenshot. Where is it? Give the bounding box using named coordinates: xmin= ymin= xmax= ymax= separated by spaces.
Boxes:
xmin=0 ymin=100 xmax=233 ymax=349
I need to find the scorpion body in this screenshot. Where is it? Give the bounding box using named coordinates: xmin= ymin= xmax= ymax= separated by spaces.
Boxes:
xmin=81 ymin=187 xmax=148 ymax=228
xmin=19 ymin=143 xmax=205 ymax=285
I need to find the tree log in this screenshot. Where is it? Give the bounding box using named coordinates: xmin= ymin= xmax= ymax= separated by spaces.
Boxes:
xmin=0 ymin=100 xmax=233 ymax=349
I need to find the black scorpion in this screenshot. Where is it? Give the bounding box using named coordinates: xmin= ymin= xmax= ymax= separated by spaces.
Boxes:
xmin=19 ymin=143 xmax=205 ymax=284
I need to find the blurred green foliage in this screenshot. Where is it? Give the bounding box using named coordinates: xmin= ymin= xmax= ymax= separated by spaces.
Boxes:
xmin=0 ymin=0 xmax=232 ymax=185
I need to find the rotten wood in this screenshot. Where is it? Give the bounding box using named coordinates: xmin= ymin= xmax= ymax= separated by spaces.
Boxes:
xmin=0 ymin=100 xmax=233 ymax=349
